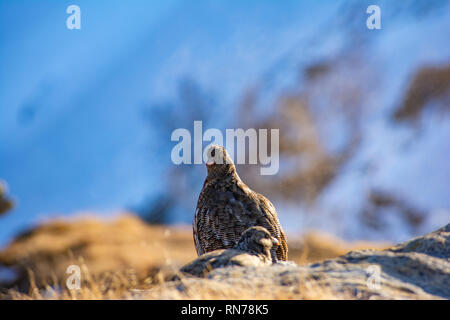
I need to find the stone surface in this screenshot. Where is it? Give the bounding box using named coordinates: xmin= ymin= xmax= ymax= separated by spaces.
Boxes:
xmin=148 ymin=223 xmax=450 ymax=299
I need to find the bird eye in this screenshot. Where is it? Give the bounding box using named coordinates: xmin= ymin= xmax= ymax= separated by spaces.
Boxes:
xmin=211 ymin=149 xmax=216 ymax=157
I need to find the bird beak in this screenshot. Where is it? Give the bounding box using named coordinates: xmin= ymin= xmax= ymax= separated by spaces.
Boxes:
xmin=271 ymin=237 xmax=280 ymax=246
xmin=206 ymin=161 xmax=215 ymax=167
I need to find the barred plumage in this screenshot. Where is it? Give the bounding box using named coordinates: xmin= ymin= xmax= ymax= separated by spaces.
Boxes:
xmin=193 ymin=145 xmax=288 ymax=261
xmin=182 ymin=226 xmax=278 ymax=277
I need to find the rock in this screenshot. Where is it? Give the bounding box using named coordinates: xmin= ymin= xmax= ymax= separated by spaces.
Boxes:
xmin=146 ymin=223 xmax=450 ymax=299
xmin=1 ymin=216 xmax=447 ymax=299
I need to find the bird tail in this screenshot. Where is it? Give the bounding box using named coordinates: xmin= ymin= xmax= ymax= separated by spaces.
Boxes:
xmin=276 ymin=231 xmax=288 ymax=261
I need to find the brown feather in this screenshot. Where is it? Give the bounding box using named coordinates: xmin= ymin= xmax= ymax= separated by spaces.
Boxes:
xmin=193 ymin=145 xmax=288 ymax=261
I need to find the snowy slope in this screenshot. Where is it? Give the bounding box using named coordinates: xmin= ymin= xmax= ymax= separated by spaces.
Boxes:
xmin=0 ymin=0 xmax=449 ymax=246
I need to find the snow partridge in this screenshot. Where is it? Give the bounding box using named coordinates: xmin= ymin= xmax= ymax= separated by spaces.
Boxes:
xmin=193 ymin=145 xmax=288 ymax=261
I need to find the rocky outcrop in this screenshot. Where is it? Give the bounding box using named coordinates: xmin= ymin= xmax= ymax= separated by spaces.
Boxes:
xmin=140 ymin=223 xmax=449 ymax=300
xmin=0 ymin=217 xmax=447 ymax=299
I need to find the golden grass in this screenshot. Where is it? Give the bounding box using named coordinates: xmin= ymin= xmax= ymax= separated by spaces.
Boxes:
xmin=4 ymin=264 xmax=352 ymax=300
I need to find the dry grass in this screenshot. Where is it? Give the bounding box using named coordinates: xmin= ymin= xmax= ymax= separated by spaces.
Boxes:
xmin=4 ymin=264 xmax=353 ymax=300
xmin=0 ymin=214 xmax=387 ymax=300
xmin=137 ymin=274 xmax=354 ymax=300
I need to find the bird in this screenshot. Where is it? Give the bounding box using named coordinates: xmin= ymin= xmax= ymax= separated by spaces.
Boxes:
xmin=181 ymin=226 xmax=279 ymax=277
xmin=193 ymin=144 xmax=288 ymax=262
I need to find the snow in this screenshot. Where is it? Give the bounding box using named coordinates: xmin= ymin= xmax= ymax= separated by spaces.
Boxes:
xmin=0 ymin=0 xmax=449 ymax=246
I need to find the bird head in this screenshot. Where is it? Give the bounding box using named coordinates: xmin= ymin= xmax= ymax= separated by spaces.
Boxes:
xmin=234 ymin=226 xmax=279 ymax=258
xmin=205 ymin=145 xmax=236 ymax=178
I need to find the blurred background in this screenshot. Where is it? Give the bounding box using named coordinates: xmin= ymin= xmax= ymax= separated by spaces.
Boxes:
xmin=1 ymin=0 xmax=449 ymax=249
